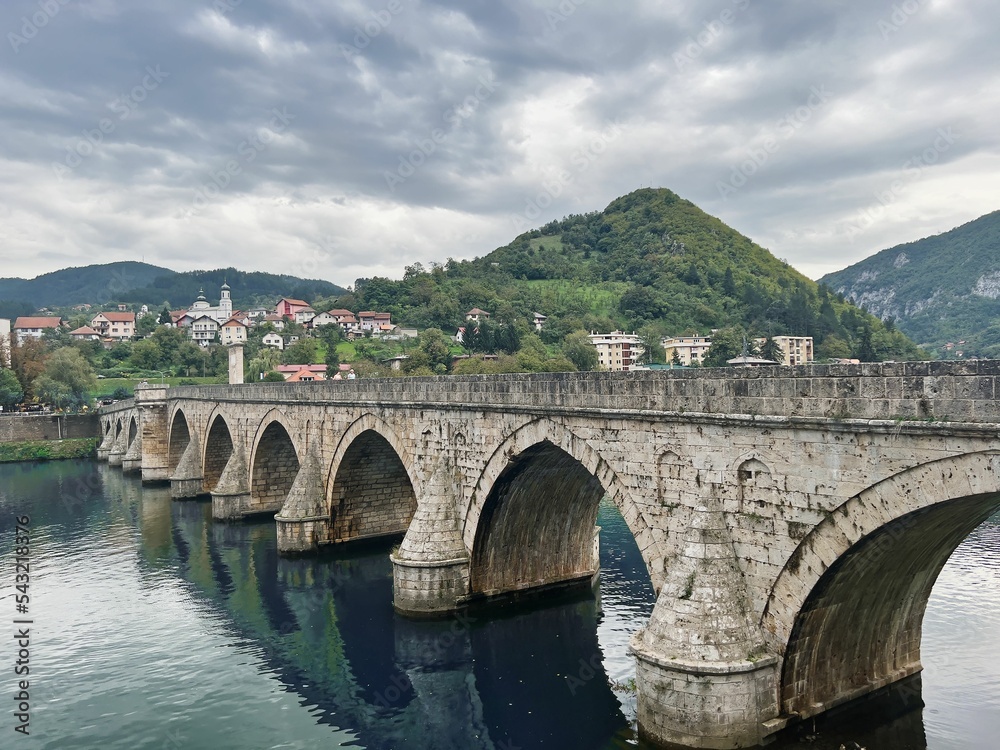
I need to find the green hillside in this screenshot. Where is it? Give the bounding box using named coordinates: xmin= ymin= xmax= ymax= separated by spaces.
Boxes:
xmin=119 ymin=267 xmax=348 ymax=310
xmin=821 ymin=211 xmax=1000 ymax=358
xmin=344 ymin=188 xmax=921 ymax=362
xmin=0 ymin=262 xmax=347 ymax=314
xmin=0 ymin=261 xmax=173 ymax=307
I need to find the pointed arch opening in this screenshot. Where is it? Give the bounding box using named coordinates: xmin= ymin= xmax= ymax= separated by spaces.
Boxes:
xmin=168 ymin=410 xmax=191 ymax=474
xmin=328 ymin=429 xmax=416 ymax=544
xmin=765 ymin=453 xmax=1000 ymax=721
xmin=127 ymin=415 xmax=138 ymax=449
xmin=471 ymin=440 xmax=606 ymax=597
xmin=251 ymin=421 xmax=299 ymax=514
xmin=203 ymin=415 xmax=234 ymax=494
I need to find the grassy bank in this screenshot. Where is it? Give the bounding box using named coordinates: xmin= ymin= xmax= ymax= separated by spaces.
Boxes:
xmin=0 ymin=437 xmax=100 ymax=463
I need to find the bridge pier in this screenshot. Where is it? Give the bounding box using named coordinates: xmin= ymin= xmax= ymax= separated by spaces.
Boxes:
xmin=211 ymin=445 xmax=252 ymax=520
xmin=96 ymin=422 xmax=115 ymax=461
xmin=276 ymin=447 xmax=328 ymax=550
xmin=170 ymin=433 xmax=204 ymax=499
xmin=630 ymin=502 xmax=780 ymax=750
xmin=392 ymin=458 xmax=471 ymax=616
xmin=107 ymin=428 xmax=127 ymax=467
xmin=122 ymin=430 xmax=143 ymax=474
xmin=135 ymin=385 xmax=171 ymax=484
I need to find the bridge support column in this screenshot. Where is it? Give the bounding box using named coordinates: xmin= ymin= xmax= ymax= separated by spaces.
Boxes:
xmin=211 ymin=446 xmax=252 ymax=520
xmin=122 ymin=429 xmax=143 ymax=474
xmin=630 ymin=501 xmax=780 ymax=750
xmin=170 ymin=433 xmax=204 ymax=499
xmin=107 ymin=428 xmax=127 ymax=467
xmin=135 ymin=386 xmax=171 ymax=484
xmin=276 ymin=447 xmax=328 ymax=551
xmin=96 ymin=424 xmax=115 ymax=461
xmin=392 ymin=458 xmax=470 ymax=616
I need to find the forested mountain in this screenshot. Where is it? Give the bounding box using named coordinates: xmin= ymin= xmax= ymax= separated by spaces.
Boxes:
xmin=119 ymin=267 xmax=347 ymax=309
xmin=0 ymin=261 xmax=172 ymax=307
xmin=347 ymin=188 xmax=922 ymax=362
xmin=821 ymin=211 xmax=1000 ymax=358
xmin=0 ymin=261 xmax=347 ymax=313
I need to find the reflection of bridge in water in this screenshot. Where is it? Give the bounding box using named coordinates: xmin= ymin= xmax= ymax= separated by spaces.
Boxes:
xmin=108 ymin=465 xmax=628 ymax=750
xmin=97 ymin=364 xmax=1000 ymax=748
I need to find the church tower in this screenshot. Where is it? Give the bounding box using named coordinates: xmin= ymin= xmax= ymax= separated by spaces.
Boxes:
xmin=220 ymin=281 xmax=233 ymax=320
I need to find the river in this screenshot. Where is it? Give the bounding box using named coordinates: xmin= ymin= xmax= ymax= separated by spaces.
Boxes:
xmin=0 ymin=460 xmax=997 ymax=749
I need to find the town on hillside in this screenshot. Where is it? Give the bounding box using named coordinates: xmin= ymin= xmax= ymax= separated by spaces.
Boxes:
xmin=0 ymin=279 xmax=821 ymax=412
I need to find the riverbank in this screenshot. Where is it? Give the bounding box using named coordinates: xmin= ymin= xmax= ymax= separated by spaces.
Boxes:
xmin=0 ymin=437 xmax=100 ymax=463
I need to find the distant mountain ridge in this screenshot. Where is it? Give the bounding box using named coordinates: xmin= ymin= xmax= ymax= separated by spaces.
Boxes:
xmin=820 ymin=210 xmax=1000 ymax=357
xmin=0 ymin=261 xmax=347 ymax=312
xmin=0 ymin=261 xmax=174 ymax=307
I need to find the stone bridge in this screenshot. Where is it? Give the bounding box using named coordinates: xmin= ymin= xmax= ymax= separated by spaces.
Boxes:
xmin=97 ymin=362 xmax=1000 ymax=749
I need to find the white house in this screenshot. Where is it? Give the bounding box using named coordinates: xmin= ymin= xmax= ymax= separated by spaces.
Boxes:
xmin=13 ymin=316 xmax=62 ymax=343
xmin=466 ymin=308 xmax=491 ymax=323
xmin=90 ymin=311 xmax=135 ymax=341
xmin=219 ymin=318 xmax=248 ymax=346
xmin=69 ymin=326 xmax=102 ymax=341
xmin=190 ymin=315 xmax=220 ymax=347
xmin=262 ymin=332 xmax=284 ymax=350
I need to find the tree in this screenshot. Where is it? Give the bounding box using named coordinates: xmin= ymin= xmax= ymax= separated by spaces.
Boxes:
xmin=0 ymin=368 xmax=24 ymax=410
xmin=33 ymin=347 xmax=96 ymax=410
xmin=417 ymin=328 xmax=452 ymax=374
xmin=262 ymin=371 xmax=286 ymax=382
xmin=760 ymin=337 xmax=784 ymax=364
xmin=158 ymin=307 xmax=172 ymax=325
xmin=702 ymin=327 xmax=753 ymax=367
xmin=136 ymin=314 xmax=159 ymax=337
xmin=561 ymin=330 xmax=598 ymax=371
xmin=283 ymin=337 xmax=322 ymax=365
xmin=9 ymin=337 xmax=48 ymax=399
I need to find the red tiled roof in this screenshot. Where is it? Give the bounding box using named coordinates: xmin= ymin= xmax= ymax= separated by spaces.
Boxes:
xmin=13 ymin=316 xmax=61 ymax=329
xmin=275 ymin=364 xmax=327 ymax=373
xmin=95 ymin=312 xmax=135 ymax=322
xmin=278 ymin=298 xmax=309 ymax=306
xmin=69 ymin=326 xmax=100 ymax=335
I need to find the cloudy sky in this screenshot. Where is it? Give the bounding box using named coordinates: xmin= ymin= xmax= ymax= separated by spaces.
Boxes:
xmin=1 ymin=0 xmax=997 ymax=288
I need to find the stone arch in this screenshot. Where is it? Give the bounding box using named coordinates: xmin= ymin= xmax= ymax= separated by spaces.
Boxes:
xmin=127 ymin=414 xmax=138 ymax=449
xmin=466 ymin=418 xmax=656 ymax=596
xmin=325 ymin=414 xmax=417 ymax=543
xmin=167 ymin=408 xmax=191 ymax=474
xmin=249 ymin=411 xmax=300 ymax=514
xmin=202 ymin=412 xmax=234 ymax=494
xmin=762 ymin=451 xmax=1000 ymax=719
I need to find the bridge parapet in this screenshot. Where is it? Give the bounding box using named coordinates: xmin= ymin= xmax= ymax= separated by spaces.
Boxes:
xmin=165 ymin=361 xmax=1000 ymax=422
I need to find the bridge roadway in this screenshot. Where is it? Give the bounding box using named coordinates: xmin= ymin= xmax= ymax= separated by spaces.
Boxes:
xmin=98 ymin=361 xmax=1000 ymax=749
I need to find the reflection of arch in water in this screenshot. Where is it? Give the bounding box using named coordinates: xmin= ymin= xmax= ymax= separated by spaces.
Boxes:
xmin=764 ymin=452 xmax=1000 ymax=720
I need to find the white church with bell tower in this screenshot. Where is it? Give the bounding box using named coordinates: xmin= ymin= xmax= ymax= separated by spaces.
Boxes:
xmin=187 ymin=281 xmax=234 ymax=324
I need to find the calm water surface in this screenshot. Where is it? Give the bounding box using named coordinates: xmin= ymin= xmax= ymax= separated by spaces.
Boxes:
xmin=0 ymin=460 xmax=997 ymax=749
